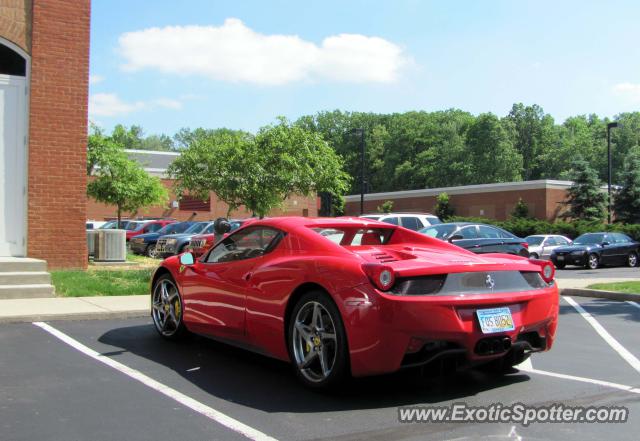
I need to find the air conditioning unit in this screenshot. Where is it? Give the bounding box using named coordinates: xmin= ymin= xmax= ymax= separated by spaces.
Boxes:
xmin=95 ymin=229 xmax=126 ymax=262
xmin=86 ymin=230 xmax=99 ymax=257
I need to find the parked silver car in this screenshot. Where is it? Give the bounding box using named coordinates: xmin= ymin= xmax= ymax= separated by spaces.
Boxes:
xmin=525 ymin=234 xmax=573 ymax=260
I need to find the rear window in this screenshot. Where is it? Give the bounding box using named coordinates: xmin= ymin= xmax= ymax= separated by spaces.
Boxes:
xmin=311 ymin=227 xmax=394 ymax=246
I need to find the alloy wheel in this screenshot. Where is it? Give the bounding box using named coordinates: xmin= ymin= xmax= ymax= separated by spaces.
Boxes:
xmin=629 ymin=253 xmax=638 ymax=267
xmin=152 ymin=278 xmax=183 ymax=337
xmin=292 ymin=301 xmax=338 ymax=383
xmin=588 ymin=254 xmax=599 ymax=270
xmin=147 ymin=244 xmax=159 ymax=259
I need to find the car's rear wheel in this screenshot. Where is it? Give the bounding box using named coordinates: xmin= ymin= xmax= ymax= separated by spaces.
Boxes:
xmin=151 ymin=274 xmax=187 ymax=339
xmin=586 ymin=253 xmax=599 ymax=270
xmin=146 ymin=243 xmax=159 ymax=259
xmin=627 ymin=252 xmax=638 ymax=267
xmin=288 ymin=291 xmax=348 ymax=388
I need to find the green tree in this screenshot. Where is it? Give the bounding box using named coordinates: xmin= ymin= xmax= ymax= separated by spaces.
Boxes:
xmin=613 ymin=148 xmax=640 ymax=223
xmin=110 ymin=124 xmax=144 ymax=150
xmin=434 ymin=192 xmax=455 ymax=221
xmin=562 ymin=157 xmax=606 ymax=222
xmin=377 ymin=200 xmax=394 ymax=214
xmin=169 ymin=119 xmax=351 ymax=218
xmin=466 ymin=113 xmax=523 ymax=184
xmin=87 ymin=135 xmax=168 ymax=227
xmin=511 ymin=198 xmax=530 ymax=218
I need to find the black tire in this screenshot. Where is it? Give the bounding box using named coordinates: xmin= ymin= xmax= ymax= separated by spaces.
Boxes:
xmin=627 ymin=252 xmax=638 ymax=268
xmin=586 ymin=253 xmax=599 ymax=270
xmin=287 ymin=291 xmax=349 ymax=389
xmin=146 ymin=243 xmax=159 ymax=258
xmin=151 ymin=273 xmax=188 ymax=340
xmin=554 ymin=261 xmax=565 ymax=269
xmin=529 ymin=253 xmax=539 ymax=260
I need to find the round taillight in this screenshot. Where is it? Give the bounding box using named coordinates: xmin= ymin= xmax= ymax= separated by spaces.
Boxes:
xmin=541 ymin=262 xmax=555 ymax=283
xmin=380 ymin=270 xmax=393 ymax=289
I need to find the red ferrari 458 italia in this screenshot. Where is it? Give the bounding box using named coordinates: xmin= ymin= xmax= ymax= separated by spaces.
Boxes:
xmin=150 ymin=217 xmax=559 ymax=388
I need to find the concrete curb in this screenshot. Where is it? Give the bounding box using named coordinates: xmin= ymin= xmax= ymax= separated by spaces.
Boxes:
xmin=0 ymin=310 xmax=149 ymax=324
xmin=560 ymin=288 xmax=640 ymax=302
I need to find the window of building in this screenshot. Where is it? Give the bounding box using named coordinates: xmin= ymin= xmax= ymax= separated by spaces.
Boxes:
xmin=0 ymin=44 xmax=26 ymax=76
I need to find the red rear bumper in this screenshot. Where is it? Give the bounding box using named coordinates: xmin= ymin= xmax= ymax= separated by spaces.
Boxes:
xmin=339 ymin=284 xmax=559 ymax=377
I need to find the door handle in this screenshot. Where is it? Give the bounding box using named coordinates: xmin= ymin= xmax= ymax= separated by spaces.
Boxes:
xmin=244 ymin=272 xmax=253 ymax=281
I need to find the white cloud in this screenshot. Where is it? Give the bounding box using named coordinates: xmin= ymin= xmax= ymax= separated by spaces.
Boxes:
xmin=152 ymin=98 xmax=183 ymax=110
xmin=612 ymin=82 xmax=640 ymax=102
xmin=89 ymin=74 xmax=105 ymax=85
xmin=89 ymin=93 xmax=182 ymax=117
xmin=117 ymin=18 xmax=410 ymax=85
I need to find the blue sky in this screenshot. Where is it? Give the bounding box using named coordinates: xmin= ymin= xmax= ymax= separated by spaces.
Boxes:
xmin=89 ymin=0 xmax=640 ymax=136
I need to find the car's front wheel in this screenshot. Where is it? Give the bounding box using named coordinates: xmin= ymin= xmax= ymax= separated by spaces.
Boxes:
xmin=288 ymin=291 xmax=348 ymax=388
xmin=151 ymin=274 xmax=187 ymax=339
xmin=529 ymin=253 xmax=539 ymax=259
xmin=586 ymin=253 xmax=599 ymax=270
xmin=146 ymin=243 xmax=159 ymax=259
xmin=627 ymin=252 xmax=638 ymax=267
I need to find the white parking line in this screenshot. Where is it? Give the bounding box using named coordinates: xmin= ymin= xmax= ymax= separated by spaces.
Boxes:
xmin=563 ymin=296 xmax=640 ymax=374
xmin=33 ymin=322 xmax=279 ymax=441
xmin=627 ymin=301 xmax=640 ymax=310
xmin=518 ymin=366 xmax=640 ymax=395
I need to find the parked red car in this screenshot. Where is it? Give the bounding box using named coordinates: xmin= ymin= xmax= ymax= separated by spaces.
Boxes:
xmin=150 ymin=217 xmax=558 ymax=388
xmin=188 ymin=219 xmax=253 ymax=257
xmin=125 ymin=219 xmax=175 ymax=241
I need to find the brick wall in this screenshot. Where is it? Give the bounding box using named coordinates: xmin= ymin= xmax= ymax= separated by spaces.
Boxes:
xmin=0 ymin=0 xmax=31 ymax=52
xmin=86 ymin=177 xmax=318 ymax=222
xmin=345 ymin=186 xmax=570 ymax=221
xmin=27 ymin=0 xmax=90 ymax=269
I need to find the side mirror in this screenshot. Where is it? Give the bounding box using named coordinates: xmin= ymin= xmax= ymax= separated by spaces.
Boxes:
xmin=448 ymin=234 xmax=464 ymax=242
xmin=179 ymin=252 xmax=194 ymax=266
xmin=214 ymin=217 xmax=231 ymax=235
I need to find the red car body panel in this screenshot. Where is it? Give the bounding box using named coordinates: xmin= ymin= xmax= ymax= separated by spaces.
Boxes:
xmin=153 ymin=217 xmax=559 ymax=377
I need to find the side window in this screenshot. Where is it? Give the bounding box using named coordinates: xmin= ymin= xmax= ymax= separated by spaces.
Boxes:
xmin=382 ymin=217 xmax=399 ymax=226
xmin=206 ymin=227 xmax=283 ymax=263
xmin=477 ymin=225 xmax=501 ymax=239
xmin=146 ymin=223 xmax=162 ymax=233
xmin=617 ymin=234 xmax=631 ymax=243
xmin=459 ymin=226 xmax=478 ymax=239
xmin=555 ymin=237 xmax=569 ymax=246
xmin=544 ymin=237 xmax=557 ymax=246
xmin=401 ymin=217 xmax=422 ymax=231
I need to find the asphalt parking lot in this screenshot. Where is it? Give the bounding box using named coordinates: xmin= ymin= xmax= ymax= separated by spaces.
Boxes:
xmin=1 ymin=296 xmax=639 ymax=441
xmin=554 ymin=266 xmax=639 ymax=281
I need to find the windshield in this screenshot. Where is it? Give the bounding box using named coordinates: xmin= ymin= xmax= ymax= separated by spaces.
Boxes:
xmin=426 ymin=216 xmax=442 ymax=225
xmin=157 ymin=223 xmax=188 ymax=235
xmin=574 ymin=233 xmax=606 ymax=245
xmin=420 ymin=224 xmax=457 ymax=239
xmin=125 ymin=222 xmax=148 ymax=231
xmin=184 ymin=222 xmax=209 ymax=235
xmin=526 ymin=236 xmax=545 ymax=246
xmin=311 ymin=227 xmax=394 ymax=246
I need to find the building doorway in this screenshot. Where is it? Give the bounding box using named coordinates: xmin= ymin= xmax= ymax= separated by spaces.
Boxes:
xmin=0 ymin=39 xmax=28 ymax=256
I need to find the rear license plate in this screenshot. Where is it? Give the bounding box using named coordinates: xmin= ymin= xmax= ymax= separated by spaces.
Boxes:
xmin=476 ymin=307 xmax=515 ymax=334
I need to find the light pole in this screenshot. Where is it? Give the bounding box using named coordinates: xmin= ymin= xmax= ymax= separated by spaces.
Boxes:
xmin=607 ymin=122 xmax=619 ymax=224
xmin=351 ymin=128 xmax=366 ymax=215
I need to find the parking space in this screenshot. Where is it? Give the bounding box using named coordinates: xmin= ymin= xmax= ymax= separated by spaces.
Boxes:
xmin=1 ymin=296 xmax=639 ymax=441
xmin=555 ymin=266 xmax=639 ymax=280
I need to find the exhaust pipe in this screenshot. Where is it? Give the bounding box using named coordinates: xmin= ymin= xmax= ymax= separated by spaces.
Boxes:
xmin=475 ymin=337 xmax=512 ymax=355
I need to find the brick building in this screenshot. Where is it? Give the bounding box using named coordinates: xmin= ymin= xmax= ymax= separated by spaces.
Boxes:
xmin=87 ymin=149 xmax=319 ymax=222
xmin=1 ymin=0 xmax=90 ymax=269
xmin=344 ymin=180 xmax=572 ymax=221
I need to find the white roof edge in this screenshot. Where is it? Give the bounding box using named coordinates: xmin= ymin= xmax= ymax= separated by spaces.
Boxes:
xmin=344 ymin=180 xmax=574 ymax=202
xmin=125 ymin=148 xmax=180 ymax=156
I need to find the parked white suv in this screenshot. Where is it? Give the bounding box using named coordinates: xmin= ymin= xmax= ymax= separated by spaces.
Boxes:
xmin=360 ymin=213 xmax=442 ymax=231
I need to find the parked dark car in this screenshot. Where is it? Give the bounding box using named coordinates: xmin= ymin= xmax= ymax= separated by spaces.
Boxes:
xmin=129 ymin=222 xmax=197 ymax=258
xmin=155 ymin=221 xmax=214 ymax=258
xmin=419 ymin=222 xmax=530 ymax=257
xmin=550 ymin=232 xmax=639 ymax=269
